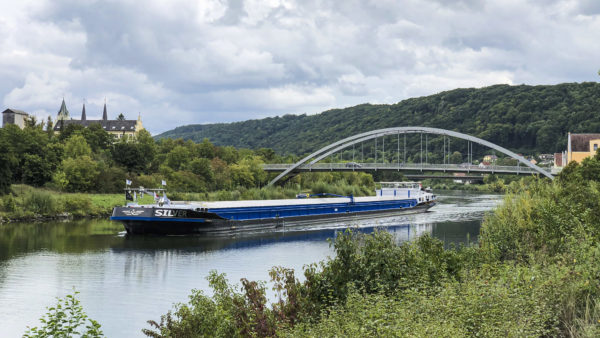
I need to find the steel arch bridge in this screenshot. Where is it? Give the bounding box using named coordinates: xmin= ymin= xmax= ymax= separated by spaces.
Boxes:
xmin=267 ymin=126 xmax=554 ymax=186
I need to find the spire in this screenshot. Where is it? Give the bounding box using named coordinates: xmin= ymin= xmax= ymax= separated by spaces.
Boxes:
xmin=81 ymin=103 xmax=86 ymax=121
xmin=102 ymin=100 xmax=108 ymax=121
xmin=57 ymin=98 xmax=70 ymax=121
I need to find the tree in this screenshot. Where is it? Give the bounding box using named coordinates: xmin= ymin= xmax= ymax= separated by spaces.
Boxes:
xmin=82 ymin=123 xmax=112 ymax=152
xmin=197 ymin=138 xmax=215 ymax=158
xmin=113 ymin=140 xmax=145 ymax=173
xmin=64 ymin=134 xmax=92 ymax=159
xmin=188 ymin=158 xmax=215 ymax=185
xmin=23 ymin=154 xmax=52 ymax=186
xmin=167 ymin=145 xmax=192 ymax=171
xmin=211 ymin=158 xmax=232 ymax=190
xmin=46 ymin=116 xmax=54 ymax=138
xmin=256 ymin=148 xmax=276 ymax=162
xmin=449 ymin=151 xmax=462 ymax=164
xmin=230 ymin=163 xmax=255 ymax=187
xmin=58 ymin=124 xmax=85 ymax=141
xmin=95 ymin=165 xmax=127 ymax=193
xmin=240 ymin=156 xmax=268 ymax=187
xmin=0 ymin=130 xmax=15 ymax=194
xmin=117 ymin=113 xmax=125 ymax=121
xmin=136 ymin=129 xmax=157 ymax=173
xmin=24 ymin=116 xmax=38 ymax=129
xmin=62 ymin=156 xmax=99 ymax=192
xmin=169 ymin=171 xmax=208 ymax=192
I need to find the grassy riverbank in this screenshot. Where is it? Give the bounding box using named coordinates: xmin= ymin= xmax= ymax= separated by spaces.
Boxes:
xmin=0 ymin=185 xmax=121 ymax=222
xmin=0 ymin=177 xmax=375 ymax=222
xmin=139 ymin=159 xmax=600 ymax=337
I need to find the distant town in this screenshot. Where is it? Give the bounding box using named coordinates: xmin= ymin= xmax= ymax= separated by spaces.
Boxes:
xmin=2 ymin=99 xmax=145 ymax=139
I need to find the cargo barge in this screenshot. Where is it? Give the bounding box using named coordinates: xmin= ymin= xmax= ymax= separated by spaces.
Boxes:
xmin=110 ymin=182 xmax=436 ymax=235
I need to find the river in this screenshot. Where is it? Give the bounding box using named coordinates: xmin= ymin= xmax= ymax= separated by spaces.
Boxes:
xmin=0 ymin=191 xmax=502 ymax=337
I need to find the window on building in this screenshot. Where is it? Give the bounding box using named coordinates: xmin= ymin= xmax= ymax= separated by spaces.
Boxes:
xmin=595 ymin=144 xmax=598 ymax=151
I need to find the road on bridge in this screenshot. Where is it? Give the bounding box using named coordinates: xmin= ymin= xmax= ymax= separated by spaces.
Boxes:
xmin=263 ymin=162 xmax=560 ymax=175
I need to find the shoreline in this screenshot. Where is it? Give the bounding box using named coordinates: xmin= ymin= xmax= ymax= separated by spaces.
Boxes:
xmin=1 ymin=187 xmax=503 ymax=224
xmin=0 ymin=212 xmax=112 ymax=224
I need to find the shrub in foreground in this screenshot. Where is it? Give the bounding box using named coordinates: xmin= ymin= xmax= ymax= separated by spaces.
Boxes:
xmin=142 ymin=231 xmax=466 ymax=337
xmin=24 ymin=292 xmax=104 ymax=338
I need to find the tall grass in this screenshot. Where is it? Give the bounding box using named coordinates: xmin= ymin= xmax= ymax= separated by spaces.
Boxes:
xmin=0 ymin=185 xmax=124 ymax=219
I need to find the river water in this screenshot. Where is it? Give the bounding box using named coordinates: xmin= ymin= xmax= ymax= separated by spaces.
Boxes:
xmin=0 ymin=191 xmax=502 ymax=337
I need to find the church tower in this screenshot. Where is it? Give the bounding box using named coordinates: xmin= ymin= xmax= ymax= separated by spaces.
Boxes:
xmin=81 ymin=103 xmax=86 ymax=120
xmin=102 ymin=102 xmax=108 ymax=120
xmin=57 ymin=98 xmax=70 ymax=121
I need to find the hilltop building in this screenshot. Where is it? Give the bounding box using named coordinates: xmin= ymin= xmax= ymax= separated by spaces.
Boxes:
xmin=53 ymin=99 xmax=144 ymax=139
xmin=566 ymin=132 xmax=600 ymax=164
xmin=2 ymin=108 xmax=30 ymax=128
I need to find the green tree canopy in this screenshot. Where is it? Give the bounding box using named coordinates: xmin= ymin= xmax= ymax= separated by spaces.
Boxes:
xmin=64 ymin=134 xmax=92 ymax=159
xmin=62 ymin=156 xmax=99 ymax=192
xmin=166 ymin=145 xmax=192 ymax=171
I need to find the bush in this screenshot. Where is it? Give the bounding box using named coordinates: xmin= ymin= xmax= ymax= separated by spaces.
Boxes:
xmin=23 ymin=189 xmax=58 ymax=215
xmin=62 ymin=194 xmax=93 ymax=217
xmin=62 ymin=156 xmax=99 ymax=192
xmin=143 ymin=231 xmax=466 ymax=337
xmin=24 ymin=291 xmax=103 ymax=338
xmin=285 ymin=263 xmax=560 ymax=337
xmin=95 ymin=166 xmax=127 ymax=193
xmin=1 ymin=193 xmax=17 ymax=212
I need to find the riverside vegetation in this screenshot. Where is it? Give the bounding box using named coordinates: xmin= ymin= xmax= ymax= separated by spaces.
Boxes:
xmin=0 ymin=120 xmax=375 ymax=221
xmin=0 ymin=115 xmax=528 ymax=221
xmin=31 ymin=154 xmax=600 ymax=337
xmin=134 ymin=154 xmax=600 ymax=337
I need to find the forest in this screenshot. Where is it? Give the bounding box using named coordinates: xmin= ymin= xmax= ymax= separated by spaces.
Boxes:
xmin=0 ymin=120 xmax=377 ymax=203
xmin=0 ymin=121 xmax=270 ymax=196
xmin=157 ymin=82 xmax=600 ymax=156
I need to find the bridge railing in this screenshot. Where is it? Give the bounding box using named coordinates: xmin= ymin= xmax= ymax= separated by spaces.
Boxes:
xmin=263 ymin=162 xmax=543 ymax=174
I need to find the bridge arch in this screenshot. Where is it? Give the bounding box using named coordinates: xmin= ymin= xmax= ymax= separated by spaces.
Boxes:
xmin=268 ymin=126 xmax=554 ymax=185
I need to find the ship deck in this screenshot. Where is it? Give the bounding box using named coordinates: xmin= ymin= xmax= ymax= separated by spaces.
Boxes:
xmin=166 ymin=195 xmax=420 ymax=209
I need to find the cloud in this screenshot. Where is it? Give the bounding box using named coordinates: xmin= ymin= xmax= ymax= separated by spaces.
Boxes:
xmin=1 ymin=0 xmax=599 ymax=133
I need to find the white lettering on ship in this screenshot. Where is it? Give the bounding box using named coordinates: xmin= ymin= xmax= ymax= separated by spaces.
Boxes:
xmin=155 ymin=209 xmax=187 ymax=217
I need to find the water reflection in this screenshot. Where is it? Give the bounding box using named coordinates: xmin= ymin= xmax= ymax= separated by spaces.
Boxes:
xmin=1 ymin=217 xmax=480 ymax=262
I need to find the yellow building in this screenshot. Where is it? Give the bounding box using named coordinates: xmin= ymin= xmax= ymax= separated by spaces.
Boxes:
xmin=53 ymin=99 xmax=144 ymax=139
xmin=483 ymin=154 xmax=498 ymax=163
xmin=567 ymin=132 xmax=600 ymax=163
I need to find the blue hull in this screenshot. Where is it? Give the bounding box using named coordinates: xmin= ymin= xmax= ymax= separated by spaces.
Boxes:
xmin=111 ymin=198 xmax=435 ymax=235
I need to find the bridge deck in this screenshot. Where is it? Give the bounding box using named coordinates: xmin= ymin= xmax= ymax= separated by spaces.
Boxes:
xmin=263 ymin=163 xmax=560 ymax=175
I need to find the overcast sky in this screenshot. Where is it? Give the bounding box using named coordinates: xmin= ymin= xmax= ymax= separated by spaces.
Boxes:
xmin=1 ymin=0 xmax=599 ymax=134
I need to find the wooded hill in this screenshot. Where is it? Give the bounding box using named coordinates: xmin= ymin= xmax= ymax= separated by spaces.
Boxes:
xmin=156 ymin=82 xmax=600 ymax=156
